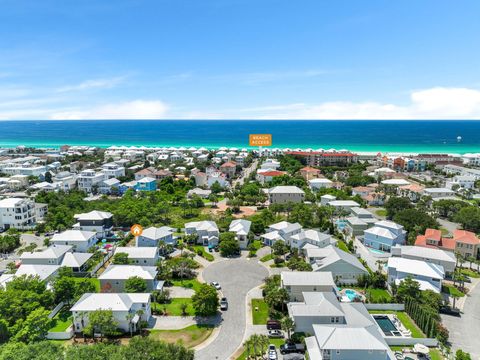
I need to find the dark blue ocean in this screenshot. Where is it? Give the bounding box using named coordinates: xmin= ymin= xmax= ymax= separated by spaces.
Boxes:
xmin=1 ymin=120 xmax=480 ymax=153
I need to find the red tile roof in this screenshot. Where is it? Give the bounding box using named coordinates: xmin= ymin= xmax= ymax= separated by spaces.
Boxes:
xmin=286 ymin=151 xmax=356 ymax=157
xmin=260 ymin=170 xmax=286 ymax=177
xmin=415 ymin=228 xmax=479 ymax=250
xmin=220 ymin=161 xmax=237 ymax=168
xmin=300 ymin=166 xmax=321 ymax=173
xmin=453 ymin=230 xmax=480 ymax=245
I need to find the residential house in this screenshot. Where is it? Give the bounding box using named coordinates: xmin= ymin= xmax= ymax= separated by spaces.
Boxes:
xmin=98 ymin=265 xmax=160 ymax=292
xmin=268 ymin=186 xmax=305 ymax=204
xmin=446 ymin=175 xmax=476 ymax=190
xmin=415 ymin=228 xmax=480 ymax=259
xmin=219 ymin=161 xmax=237 ymax=178
xmin=423 ymin=187 xmax=456 ymax=199
xmin=101 ymin=163 xmax=125 ymax=179
xmin=77 ymin=170 xmax=105 ymax=193
xmin=134 ymin=168 xmax=155 ymax=181
xmin=309 ymin=178 xmax=333 ymax=191
xmin=306 ymin=245 xmax=368 ymax=285
xmin=60 ymin=252 xmax=94 ymax=272
xmin=391 ymin=245 xmax=456 ymax=276
xmin=261 ymin=221 xmax=302 ymax=246
xmin=0 ymin=198 xmax=36 ymax=230
xmin=134 ymin=176 xmax=157 ymax=191
xmin=51 ymin=230 xmax=98 ymax=252
xmin=344 ymin=208 xmax=377 ymax=237
xmin=136 ymin=226 xmax=176 ymax=247
xmin=187 ymin=188 xmax=212 ymax=199
xmin=256 ymin=170 xmax=286 ymax=184
xmin=184 ymin=220 xmax=219 ymax=246
xmin=363 ymin=221 xmax=406 ymax=252
xmin=20 ymin=244 xmax=72 ymax=265
xmin=290 ymin=229 xmax=335 ymax=250
xmin=71 ymin=293 xmax=151 ymax=333
xmin=229 ymin=219 xmax=251 ymax=249
xmin=73 ymin=210 xmax=113 ymax=238
xmin=99 ymin=178 xmax=121 ymax=194
xmin=281 ymin=271 xmax=336 ymax=302
xmin=114 ymin=247 xmax=160 ymax=266
xmin=300 ymin=166 xmax=322 ymax=180
xmin=327 ymin=200 xmax=361 ymax=213
xmin=387 ymin=257 xmax=444 ymax=293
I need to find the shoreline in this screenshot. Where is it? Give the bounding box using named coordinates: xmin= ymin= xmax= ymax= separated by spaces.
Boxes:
xmin=0 ymin=142 xmax=477 ymax=156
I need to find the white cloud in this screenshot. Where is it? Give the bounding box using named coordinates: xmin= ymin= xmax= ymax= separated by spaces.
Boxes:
xmin=227 ymin=87 xmax=480 ymax=119
xmin=56 ymin=76 xmax=126 ymax=93
xmin=49 ymin=99 xmax=169 ymax=120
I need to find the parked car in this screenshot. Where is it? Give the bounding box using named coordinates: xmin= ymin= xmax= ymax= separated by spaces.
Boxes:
xmin=208 ymin=247 xmax=213 ymax=253
xmin=439 ymin=305 xmax=461 ymax=317
xmin=266 ymin=320 xmax=281 ymax=330
xmin=220 ymin=297 xmax=228 ymax=310
xmin=268 ymin=344 xmax=277 ymax=360
xmin=280 ymin=343 xmax=305 ymax=355
xmin=268 ymin=329 xmax=284 ymax=338
xmin=210 ymin=281 xmax=221 ymax=290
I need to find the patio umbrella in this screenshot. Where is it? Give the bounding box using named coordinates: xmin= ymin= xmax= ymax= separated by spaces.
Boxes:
xmin=104 ymin=244 xmax=112 ymax=249
xmin=413 ymin=344 xmax=429 ymax=355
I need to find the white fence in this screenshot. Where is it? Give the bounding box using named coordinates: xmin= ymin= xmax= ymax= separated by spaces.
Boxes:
xmin=48 ymin=301 xmax=65 ymax=319
xmin=46 ymin=326 xmax=74 ymax=340
xmin=365 ymin=303 xmax=405 ymax=311
xmin=385 ymin=337 xmax=438 ymax=347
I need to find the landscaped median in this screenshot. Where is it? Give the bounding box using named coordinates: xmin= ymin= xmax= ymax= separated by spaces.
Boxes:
xmin=259 ymin=254 xmax=273 ymax=262
xmin=148 ymin=324 xmax=214 ymax=348
xmin=189 ymin=245 xmax=214 ymax=262
xmin=368 ymin=310 xmax=425 ymax=338
xmin=251 ymin=298 xmax=269 ymax=324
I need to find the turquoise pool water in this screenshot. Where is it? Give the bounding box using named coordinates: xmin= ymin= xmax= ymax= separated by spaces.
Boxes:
xmin=345 ymin=289 xmax=358 ymax=301
xmin=369 ymin=248 xmax=386 ymax=255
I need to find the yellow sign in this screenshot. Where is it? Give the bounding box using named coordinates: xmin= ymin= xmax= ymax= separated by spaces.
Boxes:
xmin=249 ymin=134 xmax=272 ymax=147
xmin=130 ymin=224 xmax=143 ymax=237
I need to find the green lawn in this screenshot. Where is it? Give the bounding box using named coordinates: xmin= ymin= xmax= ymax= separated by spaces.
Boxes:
xmin=70 ymin=277 xmax=100 ymax=292
xmin=429 ymin=348 xmax=444 ymax=360
xmin=364 ymin=288 xmax=392 ymax=303
xmin=149 ymin=324 xmax=213 ymax=348
xmin=49 ymin=309 xmax=73 ymax=332
xmin=251 ymin=298 xmax=269 ymax=325
xmin=152 ymin=298 xmax=194 ymax=316
xmin=236 ymin=338 xmax=285 ymax=360
xmin=442 ymin=284 xmax=466 ymax=297
xmin=170 ymin=278 xmax=203 ymax=292
xmin=192 ymin=245 xmax=214 ymax=261
xmin=368 ymin=310 xmax=425 ymax=338
xmin=375 ymin=209 xmax=387 ymax=217
xmin=461 ymin=268 xmax=480 ymax=278
xmin=336 ymin=240 xmax=351 ymax=253
xmin=260 ymin=254 xmax=273 ymax=262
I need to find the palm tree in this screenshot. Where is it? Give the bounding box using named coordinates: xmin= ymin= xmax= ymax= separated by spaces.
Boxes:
xmin=281 ymin=316 xmax=295 ymax=341
xmin=136 ymin=309 xmax=145 ymax=333
xmin=126 ymin=313 xmax=134 ymax=337
xmin=180 ymin=302 xmax=188 ymax=316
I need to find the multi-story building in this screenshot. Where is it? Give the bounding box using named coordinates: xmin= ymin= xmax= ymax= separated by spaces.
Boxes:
xmin=285 ymin=151 xmax=358 ymax=166
xmin=101 ymin=163 xmax=125 ymax=179
xmin=268 ymin=185 xmax=305 ymax=204
xmin=77 ymin=170 xmax=105 ymax=193
xmin=0 ymin=198 xmax=36 ymax=230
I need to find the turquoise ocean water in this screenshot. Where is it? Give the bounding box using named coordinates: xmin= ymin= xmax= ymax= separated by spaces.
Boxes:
xmin=1 ymin=120 xmax=480 ymax=153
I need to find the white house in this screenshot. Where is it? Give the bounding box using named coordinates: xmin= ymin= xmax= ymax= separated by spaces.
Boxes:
xmin=0 ymin=198 xmax=36 ymax=230
xmin=73 ymin=210 xmax=113 ymax=238
xmin=50 ymin=230 xmax=98 ymax=252
xmin=387 ymin=257 xmax=444 ymax=293
xmin=391 ymin=245 xmax=456 ymax=276
xmin=101 ymin=163 xmax=125 ymax=179
xmin=446 ymin=175 xmax=476 ymax=190
xmin=229 ymin=219 xmax=251 ymax=249
xmin=306 ymin=245 xmax=368 ymax=285
xmin=15 ymin=264 xmax=60 ymax=283
xmin=290 ymin=229 xmax=335 ymax=250
xmin=184 ymin=220 xmax=219 ymax=246
xmin=268 ymin=186 xmax=305 ymax=204
xmin=77 ymin=170 xmax=105 ymax=193
xmin=114 ymin=247 xmax=160 ymax=266
xmin=281 ymin=271 xmax=337 ymax=302
xmin=71 ymin=293 xmax=151 ymax=333
xmin=136 ymin=226 xmax=176 ymax=247
xmin=309 ymin=178 xmax=333 ymax=191
xmin=363 ymin=221 xmax=406 ymax=252
xmin=20 ymin=244 xmax=73 ymax=265
xmin=261 ymin=221 xmax=302 ymax=246
xmin=423 ymin=187 xmax=456 ymax=199
xmin=98 ymin=265 xmax=160 ymax=292
xmin=327 ymin=200 xmax=361 ymax=213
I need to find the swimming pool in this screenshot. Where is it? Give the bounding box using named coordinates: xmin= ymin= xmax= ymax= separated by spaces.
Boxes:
xmin=369 ymin=248 xmax=386 ymax=255
xmin=336 ymin=220 xmax=346 ymax=230
xmin=374 ymin=315 xmax=402 ymax=336
xmin=344 ymin=289 xmax=359 ymax=301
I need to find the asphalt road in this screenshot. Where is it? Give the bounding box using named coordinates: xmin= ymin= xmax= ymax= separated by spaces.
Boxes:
xmin=195 ymin=257 xmax=268 ymax=360
xmin=442 ymin=282 xmax=480 ymax=359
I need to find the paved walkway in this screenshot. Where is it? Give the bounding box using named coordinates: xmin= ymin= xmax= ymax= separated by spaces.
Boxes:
xmin=442 ymin=278 xmax=480 ymax=359
xmin=194 ymin=258 xmax=268 ymax=360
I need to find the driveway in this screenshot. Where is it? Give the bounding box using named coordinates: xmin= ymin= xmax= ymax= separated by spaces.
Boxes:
xmin=195 ymin=257 xmax=268 ymax=360
xmin=442 ymin=281 xmax=480 ymax=359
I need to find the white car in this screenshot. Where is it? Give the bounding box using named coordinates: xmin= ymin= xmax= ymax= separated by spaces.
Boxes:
xmin=268 ymin=344 xmax=278 ymax=360
xmin=210 ymin=281 xmax=221 ymax=290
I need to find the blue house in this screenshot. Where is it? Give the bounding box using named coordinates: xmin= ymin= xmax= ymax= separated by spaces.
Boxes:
xmin=135 ymin=177 xmax=157 ymax=192
xmin=363 ymin=220 xmax=406 ymax=252
xmin=118 ymin=180 xmax=137 ymax=195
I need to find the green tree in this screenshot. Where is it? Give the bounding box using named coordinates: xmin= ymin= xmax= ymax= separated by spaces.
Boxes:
xmin=281 ymin=316 xmax=295 ymax=340
xmin=384 ymin=197 xmax=413 ymax=219
xmin=44 ymin=171 xmax=53 ymax=183
xmin=124 ymin=276 xmax=147 ymax=293
xmin=13 ymin=307 xmax=53 ymax=343
xmin=210 ymin=181 xmax=222 ymax=194
xmin=219 ymin=232 xmax=240 ymax=257
xmin=0 ymin=318 xmax=9 ymax=343
xmin=112 ymin=252 xmax=130 ymax=265
xmin=52 ymin=276 xmax=76 ymax=304
xmin=83 ymin=309 xmax=118 ymax=340
xmin=191 ymin=284 xmax=219 ymax=316
xmin=454 ymin=206 xmax=480 ymax=233
xmin=455 ymin=349 xmax=472 ymax=360
xmin=395 ymin=277 xmax=421 ymax=302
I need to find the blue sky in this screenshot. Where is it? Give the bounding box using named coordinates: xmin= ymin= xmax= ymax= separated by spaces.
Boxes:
xmin=1 ymin=0 xmax=480 ymax=119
